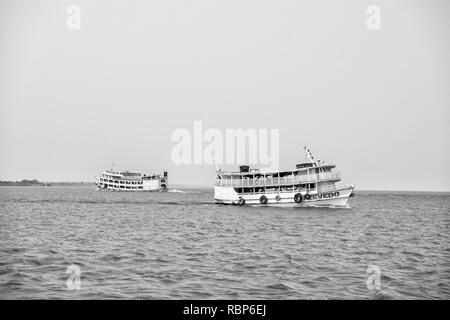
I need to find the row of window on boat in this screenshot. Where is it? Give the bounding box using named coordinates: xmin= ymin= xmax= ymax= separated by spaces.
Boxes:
xmin=100 ymin=177 xmax=165 ymax=183
xmin=234 ymin=183 xmax=318 ymax=193
xmin=219 ymin=167 xmax=333 ymax=180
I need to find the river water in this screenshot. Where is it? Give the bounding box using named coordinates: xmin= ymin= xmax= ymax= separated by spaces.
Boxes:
xmin=0 ymin=186 xmax=449 ymax=299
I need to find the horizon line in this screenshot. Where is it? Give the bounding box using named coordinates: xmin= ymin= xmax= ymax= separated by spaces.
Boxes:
xmin=1 ymin=180 xmax=449 ymax=193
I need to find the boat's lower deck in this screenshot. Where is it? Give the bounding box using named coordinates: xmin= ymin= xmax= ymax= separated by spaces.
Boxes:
xmin=95 ymin=182 xmax=167 ymax=192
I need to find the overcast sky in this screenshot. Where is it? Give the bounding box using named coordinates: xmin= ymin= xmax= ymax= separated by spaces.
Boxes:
xmin=0 ymin=0 xmax=449 ymax=191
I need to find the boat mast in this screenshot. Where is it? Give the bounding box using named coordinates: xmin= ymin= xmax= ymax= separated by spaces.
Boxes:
xmin=304 ymin=146 xmax=317 ymax=166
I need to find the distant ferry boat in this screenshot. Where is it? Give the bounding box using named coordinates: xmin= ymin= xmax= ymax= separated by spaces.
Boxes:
xmin=214 ymin=147 xmax=355 ymax=207
xmin=95 ymin=168 xmax=168 ymax=192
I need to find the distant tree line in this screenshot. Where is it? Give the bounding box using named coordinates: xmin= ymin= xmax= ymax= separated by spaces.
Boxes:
xmin=0 ymin=179 xmax=44 ymax=186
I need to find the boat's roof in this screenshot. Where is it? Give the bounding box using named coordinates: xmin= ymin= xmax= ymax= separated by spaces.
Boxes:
xmin=102 ymin=170 xmax=140 ymax=175
xmin=217 ymin=164 xmax=336 ymax=176
xmin=102 ymin=170 xmax=158 ymax=176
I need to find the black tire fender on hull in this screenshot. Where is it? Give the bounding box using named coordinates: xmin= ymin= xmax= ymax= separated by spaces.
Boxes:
xmin=294 ymin=193 xmax=303 ymax=203
xmin=259 ymin=195 xmax=268 ymax=205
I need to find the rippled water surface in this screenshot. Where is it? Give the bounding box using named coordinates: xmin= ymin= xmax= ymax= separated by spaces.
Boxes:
xmin=0 ymin=186 xmax=449 ymax=299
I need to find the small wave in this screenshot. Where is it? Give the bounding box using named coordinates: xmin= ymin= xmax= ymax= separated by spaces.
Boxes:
xmin=3 ymin=279 xmax=24 ymax=287
xmin=372 ymin=291 xmax=394 ymax=300
xmin=380 ymin=274 xmax=398 ymax=283
xmin=300 ymin=280 xmax=317 ymax=288
xmin=28 ymin=259 xmax=43 ymax=266
xmin=314 ymin=276 xmax=332 ymax=283
xmin=101 ymin=254 xmax=124 ymax=262
xmin=266 ymin=283 xmax=292 ymax=291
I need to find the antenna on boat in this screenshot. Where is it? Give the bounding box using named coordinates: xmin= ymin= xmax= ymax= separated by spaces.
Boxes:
xmin=213 ymin=160 xmax=222 ymax=179
xmin=304 ymin=146 xmax=317 ymax=166
xmin=212 ymin=160 xmax=220 ymax=172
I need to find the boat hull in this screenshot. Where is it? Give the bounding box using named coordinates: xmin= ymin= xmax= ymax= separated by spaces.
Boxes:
xmin=94 ymin=182 xmax=167 ymax=192
xmin=214 ymin=185 xmax=354 ymax=207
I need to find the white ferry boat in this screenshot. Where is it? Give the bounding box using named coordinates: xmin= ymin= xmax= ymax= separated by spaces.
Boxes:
xmin=214 ymin=147 xmax=355 ymax=207
xmin=95 ymin=168 xmax=168 ymax=192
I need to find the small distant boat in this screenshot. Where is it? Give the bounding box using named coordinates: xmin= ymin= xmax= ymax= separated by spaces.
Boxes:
xmin=214 ymin=146 xmax=355 ymax=207
xmin=95 ymin=167 xmax=168 ymax=192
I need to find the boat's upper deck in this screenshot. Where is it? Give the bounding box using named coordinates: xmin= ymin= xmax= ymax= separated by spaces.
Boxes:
xmin=101 ymin=170 xmax=164 ymax=181
xmin=218 ymin=164 xmax=336 ymax=177
xmin=215 ymin=164 xmax=340 ymax=187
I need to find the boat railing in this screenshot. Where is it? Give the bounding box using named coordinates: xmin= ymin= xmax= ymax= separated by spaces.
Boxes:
xmin=237 ymin=182 xmax=351 ymax=196
xmin=215 ymin=172 xmax=341 ymax=187
xmin=238 ymin=187 xmax=306 ymax=195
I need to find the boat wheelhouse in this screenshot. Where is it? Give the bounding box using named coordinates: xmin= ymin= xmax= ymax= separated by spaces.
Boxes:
xmin=95 ymin=169 xmax=168 ymax=192
xmin=214 ymin=147 xmax=355 ymax=207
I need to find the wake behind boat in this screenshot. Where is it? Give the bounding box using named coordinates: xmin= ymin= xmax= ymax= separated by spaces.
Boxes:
xmin=214 ymin=147 xmax=355 ymax=207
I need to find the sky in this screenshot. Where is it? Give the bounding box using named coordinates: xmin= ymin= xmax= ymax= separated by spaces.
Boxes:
xmin=0 ymin=0 xmax=449 ymax=191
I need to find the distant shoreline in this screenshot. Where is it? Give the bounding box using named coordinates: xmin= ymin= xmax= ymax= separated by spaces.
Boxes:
xmin=0 ymin=180 xmax=92 ymax=187
xmin=0 ymin=180 xmax=448 ymax=194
